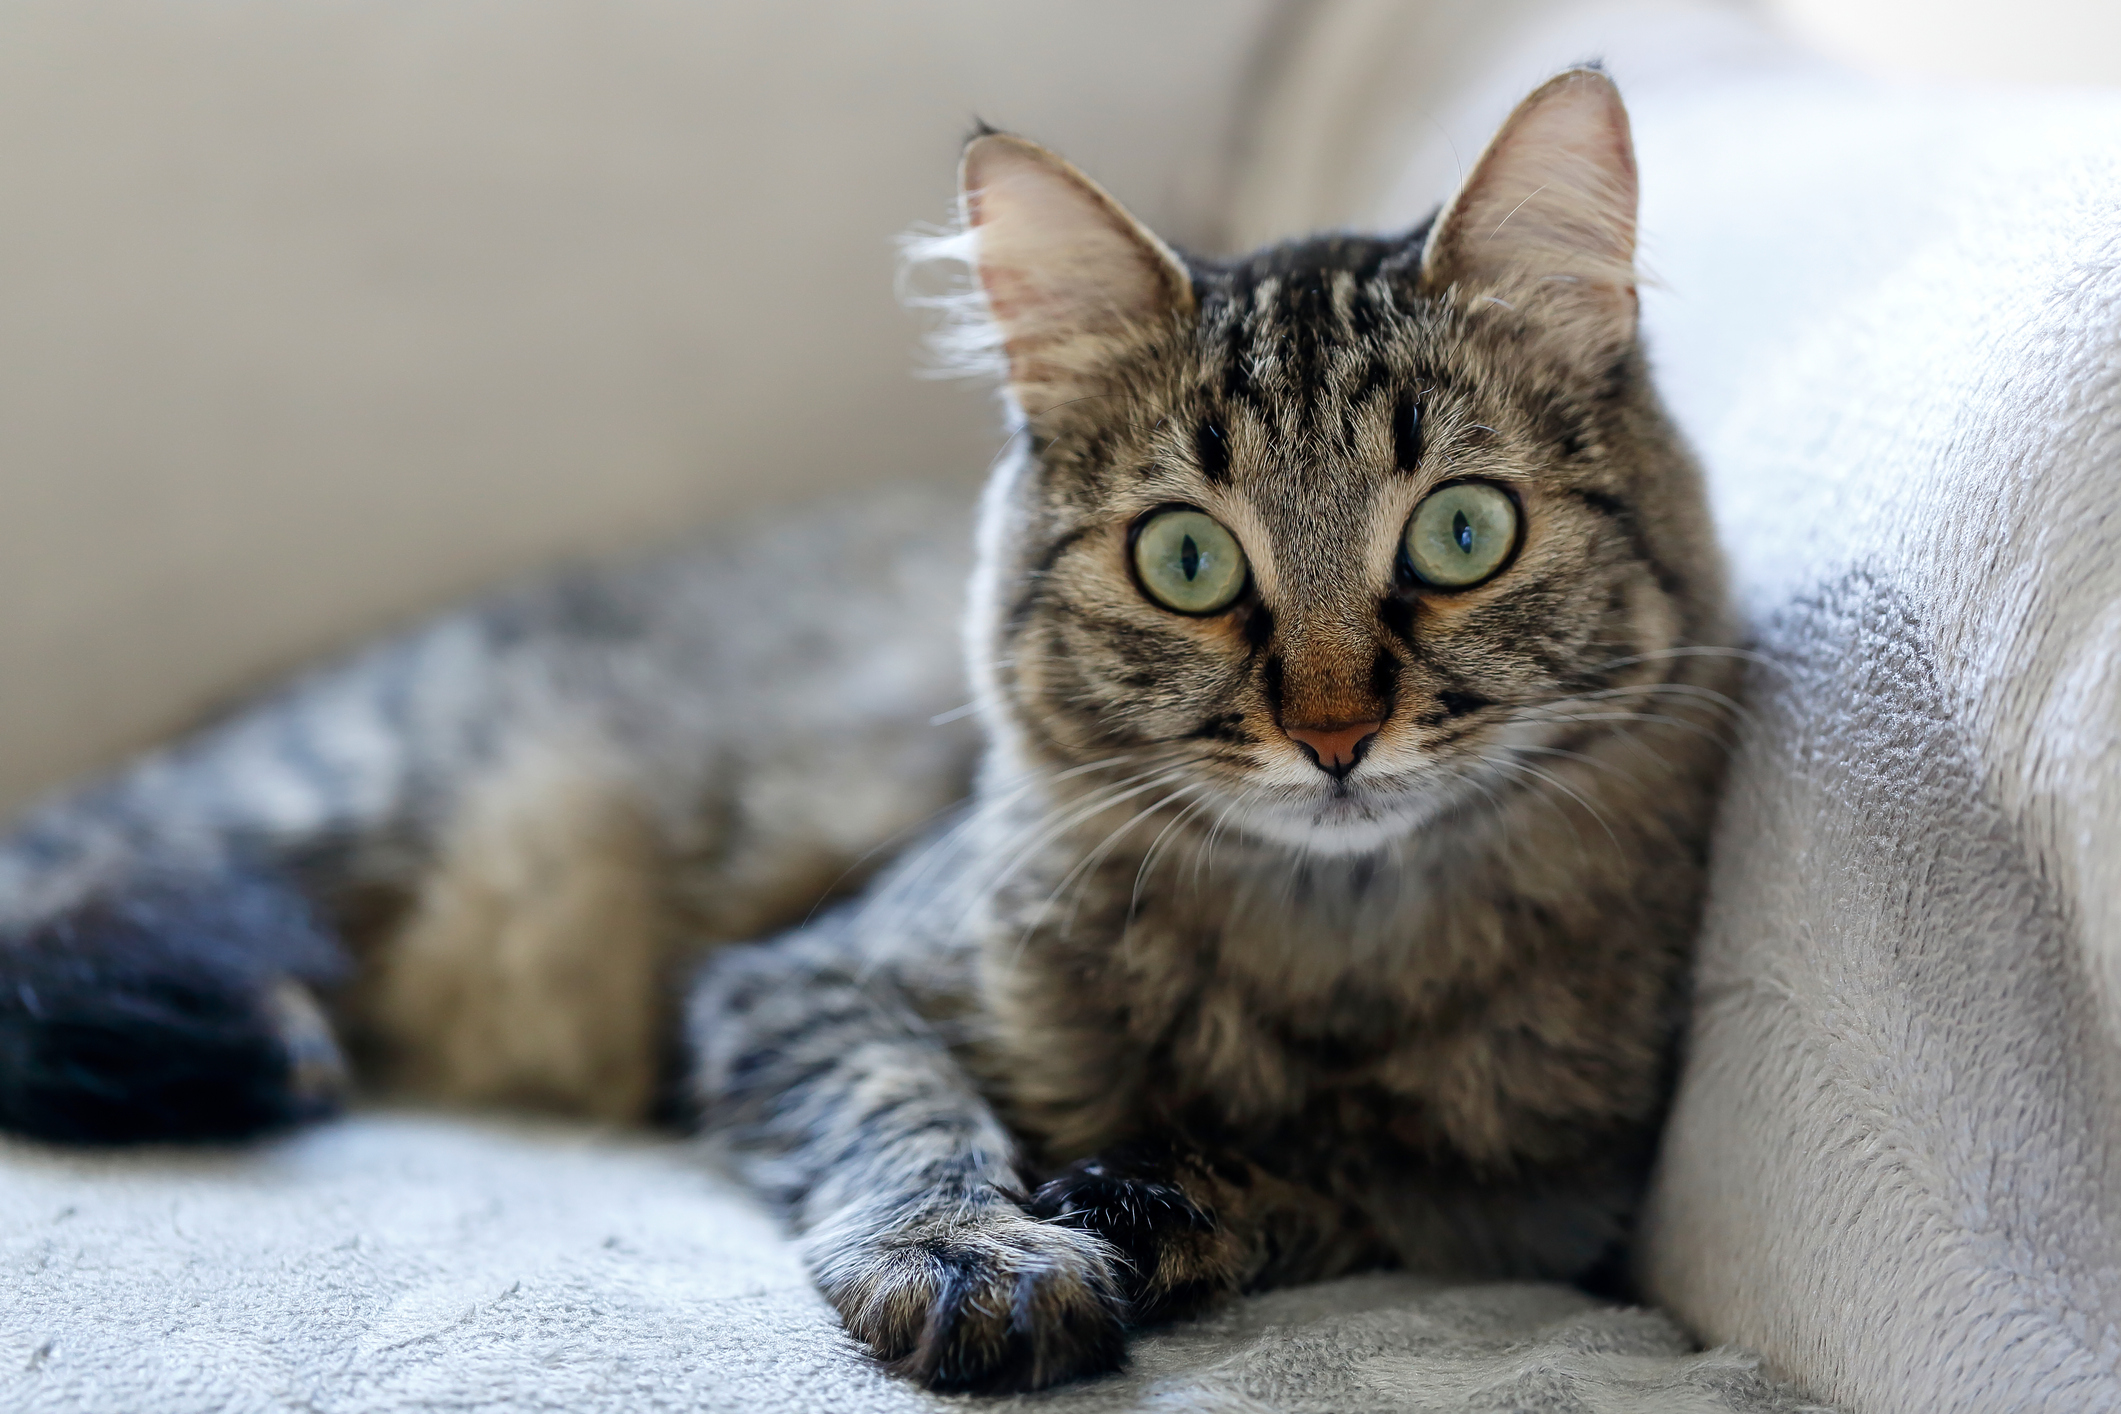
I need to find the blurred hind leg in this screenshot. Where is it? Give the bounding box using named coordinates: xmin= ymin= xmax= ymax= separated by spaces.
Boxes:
xmin=359 ymin=734 xmax=669 ymax=1122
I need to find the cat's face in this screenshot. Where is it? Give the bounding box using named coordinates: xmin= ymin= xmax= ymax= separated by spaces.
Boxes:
xmin=958 ymin=72 xmax=1722 ymax=856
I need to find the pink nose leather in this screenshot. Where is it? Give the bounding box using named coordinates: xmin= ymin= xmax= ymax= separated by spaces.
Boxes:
xmin=1283 ymin=721 xmax=1382 ymax=777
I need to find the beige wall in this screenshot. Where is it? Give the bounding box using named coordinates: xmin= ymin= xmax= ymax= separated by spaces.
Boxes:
xmin=7 ymin=0 xmax=2115 ymax=823
xmin=0 ymin=0 xmax=1278 ymax=817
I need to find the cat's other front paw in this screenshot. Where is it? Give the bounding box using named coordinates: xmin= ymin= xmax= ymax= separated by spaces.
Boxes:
xmin=808 ymin=1200 xmax=1128 ymax=1392
xmin=1030 ymin=1151 xmax=1243 ymax=1322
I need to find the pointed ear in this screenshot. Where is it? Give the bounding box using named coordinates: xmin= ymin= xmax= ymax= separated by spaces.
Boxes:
xmin=1420 ymin=69 xmax=1639 ymax=354
xmin=960 ymin=132 xmax=1193 ymax=414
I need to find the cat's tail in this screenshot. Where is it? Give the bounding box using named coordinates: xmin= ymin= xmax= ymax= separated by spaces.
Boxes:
xmin=0 ymin=490 xmax=979 ymax=1145
xmin=0 ymin=864 xmax=349 ymax=1142
xmin=0 ymin=617 xmax=485 ymax=1144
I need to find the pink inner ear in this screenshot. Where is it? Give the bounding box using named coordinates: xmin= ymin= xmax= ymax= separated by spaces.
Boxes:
xmin=1426 ymin=71 xmax=1639 ymax=314
xmin=962 ymin=139 xmax=1182 ymax=374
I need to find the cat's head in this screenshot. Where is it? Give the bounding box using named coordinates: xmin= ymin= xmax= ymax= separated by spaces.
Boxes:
xmin=947 ymin=70 xmax=1725 ymax=856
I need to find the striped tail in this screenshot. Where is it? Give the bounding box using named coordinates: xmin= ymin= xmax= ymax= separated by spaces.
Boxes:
xmin=0 ymin=864 xmax=349 ymax=1142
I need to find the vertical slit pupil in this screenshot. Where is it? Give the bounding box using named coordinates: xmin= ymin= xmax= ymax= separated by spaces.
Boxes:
xmin=1180 ymin=535 xmax=1201 ymax=581
xmin=1453 ymin=509 xmax=1473 ymax=553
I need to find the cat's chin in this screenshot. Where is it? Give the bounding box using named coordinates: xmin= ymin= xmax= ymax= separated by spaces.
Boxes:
xmin=1229 ymin=790 xmax=1447 ymax=858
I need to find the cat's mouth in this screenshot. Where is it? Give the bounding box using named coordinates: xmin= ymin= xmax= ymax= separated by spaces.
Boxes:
xmin=1220 ymin=765 xmax=1465 ymax=857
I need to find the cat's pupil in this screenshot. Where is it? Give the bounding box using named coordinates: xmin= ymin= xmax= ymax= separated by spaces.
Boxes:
xmin=1180 ymin=535 xmax=1201 ymax=580
xmin=1453 ymin=510 xmax=1474 ymax=554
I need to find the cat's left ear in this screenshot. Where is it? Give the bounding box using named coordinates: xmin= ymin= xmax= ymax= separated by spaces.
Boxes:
xmin=1419 ymin=68 xmax=1639 ymax=353
xmin=961 ymin=132 xmax=1194 ymax=414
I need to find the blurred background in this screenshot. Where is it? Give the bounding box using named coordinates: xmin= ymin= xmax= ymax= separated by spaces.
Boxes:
xmin=1 ymin=0 xmax=2117 ymax=819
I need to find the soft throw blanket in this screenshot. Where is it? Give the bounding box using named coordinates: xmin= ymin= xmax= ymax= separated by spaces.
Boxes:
xmin=0 ymin=1114 xmax=1820 ymax=1414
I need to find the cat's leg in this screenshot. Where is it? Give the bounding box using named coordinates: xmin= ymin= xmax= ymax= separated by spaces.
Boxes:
xmin=0 ymin=702 xmax=678 ymax=1138
xmin=0 ymin=635 xmax=446 ymax=1142
xmin=0 ymin=494 xmax=975 ymax=1143
xmin=693 ymin=928 xmax=1130 ymax=1392
xmin=1028 ymin=1134 xmax=1391 ymax=1319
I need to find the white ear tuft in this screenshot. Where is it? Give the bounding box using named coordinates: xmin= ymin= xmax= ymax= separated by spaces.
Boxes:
xmin=1421 ymin=69 xmax=1639 ymax=353
xmin=960 ymin=133 xmax=1193 ymax=414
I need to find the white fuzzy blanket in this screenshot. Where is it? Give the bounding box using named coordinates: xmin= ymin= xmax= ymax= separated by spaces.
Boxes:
xmin=0 ymin=1114 xmax=1820 ymax=1414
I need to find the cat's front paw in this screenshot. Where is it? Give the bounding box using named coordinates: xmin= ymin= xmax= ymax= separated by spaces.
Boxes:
xmin=1030 ymin=1152 xmax=1243 ymax=1322
xmin=808 ymin=1200 xmax=1128 ymax=1392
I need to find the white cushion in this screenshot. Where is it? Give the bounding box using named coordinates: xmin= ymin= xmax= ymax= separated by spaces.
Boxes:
xmin=0 ymin=1114 xmax=1806 ymax=1412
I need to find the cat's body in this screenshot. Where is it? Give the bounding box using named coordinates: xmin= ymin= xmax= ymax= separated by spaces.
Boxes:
xmin=695 ymin=76 xmax=1734 ymax=1386
xmin=0 ymin=489 xmax=978 ymax=1134
xmin=0 ymin=71 xmax=1735 ymax=1393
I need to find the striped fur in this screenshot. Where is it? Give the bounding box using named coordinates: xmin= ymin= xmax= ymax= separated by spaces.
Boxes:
xmin=0 ymin=489 xmax=977 ymax=1137
xmin=693 ymin=73 xmax=1739 ymax=1390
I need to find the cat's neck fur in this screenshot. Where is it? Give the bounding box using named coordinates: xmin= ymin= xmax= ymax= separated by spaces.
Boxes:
xmin=961 ymin=633 xmax=1725 ymax=1165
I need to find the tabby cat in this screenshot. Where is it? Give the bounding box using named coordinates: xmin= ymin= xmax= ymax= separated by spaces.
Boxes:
xmin=0 ymin=71 xmax=1734 ymax=1392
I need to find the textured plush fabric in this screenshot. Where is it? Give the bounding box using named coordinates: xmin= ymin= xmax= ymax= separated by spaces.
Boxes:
xmin=0 ymin=1114 xmax=1821 ymax=1413
xmin=1629 ymin=75 xmax=2121 ymax=1412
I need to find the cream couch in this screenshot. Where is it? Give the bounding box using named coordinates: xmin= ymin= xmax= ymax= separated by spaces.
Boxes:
xmin=0 ymin=0 xmax=1271 ymax=817
xmin=7 ymin=2 xmax=2121 ymax=1411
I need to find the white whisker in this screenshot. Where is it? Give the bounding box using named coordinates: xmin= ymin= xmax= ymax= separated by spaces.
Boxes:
xmin=1012 ymin=770 xmax=1204 ymax=950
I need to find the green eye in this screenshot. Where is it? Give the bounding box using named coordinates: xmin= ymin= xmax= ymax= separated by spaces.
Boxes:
xmin=1404 ymin=482 xmax=1519 ymax=588
xmin=1132 ymin=508 xmax=1248 ymax=615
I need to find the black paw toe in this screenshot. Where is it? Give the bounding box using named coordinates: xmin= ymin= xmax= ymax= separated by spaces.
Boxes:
xmin=1031 ymin=1161 xmax=1224 ymax=1318
xmin=1033 ymin=1163 xmax=1212 ymax=1246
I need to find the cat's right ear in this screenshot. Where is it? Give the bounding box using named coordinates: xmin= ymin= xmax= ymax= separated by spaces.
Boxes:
xmin=960 ymin=133 xmax=1194 ymax=415
xmin=1419 ymin=68 xmax=1639 ymax=357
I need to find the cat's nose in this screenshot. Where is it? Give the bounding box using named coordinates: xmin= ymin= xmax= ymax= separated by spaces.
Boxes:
xmin=1282 ymin=721 xmax=1382 ymax=779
